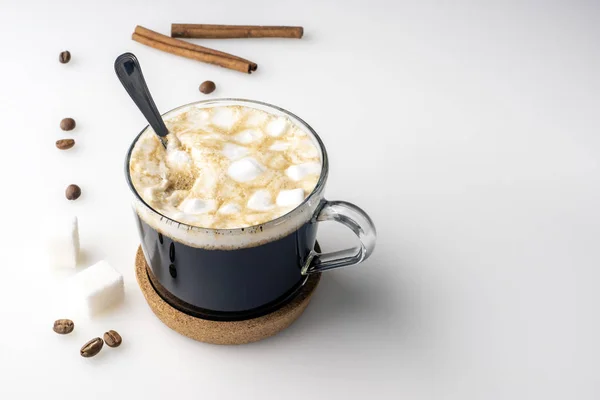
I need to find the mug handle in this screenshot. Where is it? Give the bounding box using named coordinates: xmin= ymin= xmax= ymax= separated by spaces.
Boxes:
xmin=302 ymin=200 xmax=377 ymax=275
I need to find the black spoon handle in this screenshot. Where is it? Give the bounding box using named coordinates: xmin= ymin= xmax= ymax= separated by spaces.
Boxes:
xmin=114 ymin=52 xmax=169 ymax=138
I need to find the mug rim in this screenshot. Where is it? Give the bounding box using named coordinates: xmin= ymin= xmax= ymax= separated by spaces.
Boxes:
xmin=124 ymin=98 xmax=330 ymax=234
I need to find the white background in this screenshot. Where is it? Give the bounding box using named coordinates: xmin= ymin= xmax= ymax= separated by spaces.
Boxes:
xmin=1 ymin=0 xmax=599 ymax=399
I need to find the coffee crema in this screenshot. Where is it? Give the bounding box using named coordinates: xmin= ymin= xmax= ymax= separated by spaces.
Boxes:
xmin=129 ymin=104 xmax=322 ymax=230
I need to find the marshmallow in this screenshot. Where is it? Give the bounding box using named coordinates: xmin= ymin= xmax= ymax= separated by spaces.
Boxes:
xmin=300 ymin=176 xmax=320 ymax=193
xmin=286 ymin=162 xmax=322 ymax=181
xmin=166 ymin=133 xmax=182 ymax=149
xmin=166 ymin=149 xmax=192 ymax=170
xmin=173 ymin=107 xmax=211 ymax=131
xmin=269 ymin=141 xmax=291 ymax=151
xmin=247 ymin=190 xmax=275 ymax=211
xmin=276 ymin=188 xmax=305 ymax=208
xmin=68 ymin=260 xmax=124 ymax=317
xmin=221 ymin=143 xmax=250 ymax=160
xmin=234 ymin=129 xmax=263 ymax=144
xmin=227 ymin=157 xmax=265 ymax=182
xmin=244 ymin=109 xmax=269 ymax=126
xmin=47 ymin=216 xmax=79 ymax=269
xmin=179 ymin=198 xmax=217 ymax=215
xmin=266 ymin=117 xmax=289 ymax=137
xmin=188 ymin=108 xmax=211 ymax=123
xmin=218 ymin=203 xmax=241 ymax=215
xmin=143 ymin=187 xmax=158 ymax=201
xmin=211 ymin=106 xmax=239 ymax=130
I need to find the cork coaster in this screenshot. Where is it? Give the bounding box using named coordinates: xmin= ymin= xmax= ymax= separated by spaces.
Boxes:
xmin=135 ymin=246 xmax=321 ymax=345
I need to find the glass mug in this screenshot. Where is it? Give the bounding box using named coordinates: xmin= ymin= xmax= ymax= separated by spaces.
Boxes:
xmin=125 ymin=99 xmax=376 ymax=321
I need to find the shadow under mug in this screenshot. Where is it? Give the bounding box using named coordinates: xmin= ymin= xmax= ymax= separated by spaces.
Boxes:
xmin=125 ymin=99 xmax=376 ymax=321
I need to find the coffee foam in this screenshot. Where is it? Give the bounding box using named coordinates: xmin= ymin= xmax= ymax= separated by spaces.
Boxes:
xmin=128 ymin=103 xmax=323 ymax=246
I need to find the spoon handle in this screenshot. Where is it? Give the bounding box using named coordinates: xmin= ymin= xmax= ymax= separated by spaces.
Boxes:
xmin=114 ymin=52 xmax=169 ymax=138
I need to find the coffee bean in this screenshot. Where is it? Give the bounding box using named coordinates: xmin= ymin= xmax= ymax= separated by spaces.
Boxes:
xmin=103 ymin=330 xmax=122 ymax=348
xmin=53 ymin=319 xmax=74 ymax=334
xmin=169 ymin=242 xmax=175 ymax=262
xmin=59 ymin=51 xmax=71 ymax=64
xmin=65 ymin=184 xmax=81 ymax=200
xmin=60 ymin=118 xmax=76 ymax=131
xmin=80 ymin=337 xmax=103 ymax=358
xmin=56 ymin=139 xmax=75 ymax=150
xmin=199 ymin=81 xmax=216 ymax=94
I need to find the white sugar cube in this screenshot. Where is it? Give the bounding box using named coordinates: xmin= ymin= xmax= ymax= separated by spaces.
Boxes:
xmin=47 ymin=216 xmax=80 ymax=268
xmin=69 ymin=260 xmax=124 ymax=317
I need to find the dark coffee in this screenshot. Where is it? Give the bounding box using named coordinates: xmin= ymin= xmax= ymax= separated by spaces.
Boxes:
xmin=136 ymin=213 xmax=318 ymax=321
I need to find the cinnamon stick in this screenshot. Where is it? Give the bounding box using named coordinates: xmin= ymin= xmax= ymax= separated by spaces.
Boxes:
xmin=132 ymin=26 xmax=257 ymax=73
xmin=171 ymin=24 xmax=304 ymax=39
xmin=135 ymin=26 xmax=256 ymax=68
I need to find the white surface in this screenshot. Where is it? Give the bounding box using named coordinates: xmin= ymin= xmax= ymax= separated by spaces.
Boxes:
xmin=0 ymin=1 xmax=599 ymax=399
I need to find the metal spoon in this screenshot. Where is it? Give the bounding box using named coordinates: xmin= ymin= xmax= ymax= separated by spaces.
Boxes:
xmin=114 ymin=52 xmax=168 ymax=148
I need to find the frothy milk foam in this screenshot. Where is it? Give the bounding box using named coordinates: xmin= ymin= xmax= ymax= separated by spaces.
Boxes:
xmin=129 ymin=104 xmax=322 ymax=231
